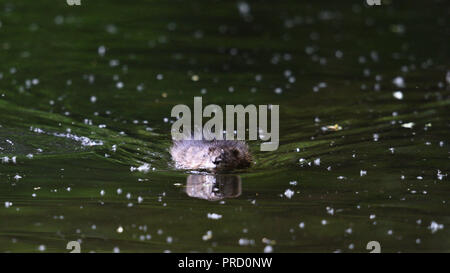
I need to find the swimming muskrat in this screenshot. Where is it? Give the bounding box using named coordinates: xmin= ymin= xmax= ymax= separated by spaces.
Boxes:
xmin=170 ymin=140 xmax=252 ymax=171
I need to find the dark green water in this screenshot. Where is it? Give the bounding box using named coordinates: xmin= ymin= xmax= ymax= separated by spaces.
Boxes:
xmin=0 ymin=0 xmax=449 ymax=252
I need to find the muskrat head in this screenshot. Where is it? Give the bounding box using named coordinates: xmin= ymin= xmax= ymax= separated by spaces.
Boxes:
xmin=208 ymin=141 xmax=252 ymax=171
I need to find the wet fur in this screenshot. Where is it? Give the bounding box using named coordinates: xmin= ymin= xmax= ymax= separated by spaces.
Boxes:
xmin=170 ymin=140 xmax=252 ymax=171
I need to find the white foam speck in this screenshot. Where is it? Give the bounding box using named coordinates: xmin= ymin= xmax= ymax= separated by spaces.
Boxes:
xmin=284 ymin=189 xmax=294 ymax=199
xmin=130 ymin=163 xmax=151 ymax=173
xmin=264 ymin=245 xmax=273 ymax=253
xmin=116 ymin=226 xmax=123 ymax=233
xmin=428 ymin=221 xmax=444 ymax=234
xmin=393 ymin=76 xmax=405 ymax=88
xmin=401 ymin=122 xmax=415 ymax=129
xmin=207 ymin=213 xmax=222 ymax=220
xmin=393 ymin=91 xmax=403 ymax=100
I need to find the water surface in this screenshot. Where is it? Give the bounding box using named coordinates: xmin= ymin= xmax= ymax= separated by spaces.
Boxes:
xmin=0 ymin=0 xmax=449 ymax=252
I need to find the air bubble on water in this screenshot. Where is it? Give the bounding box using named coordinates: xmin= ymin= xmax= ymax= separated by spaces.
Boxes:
xmin=358 ymin=56 xmax=366 ymax=64
xmin=284 ymin=189 xmax=294 ymax=199
xmin=401 ymin=122 xmax=414 ymax=128
xmin=100 ymin=190 xmax=105 ymax=196
xmin=239 ymin=238 xmax=254 ymax=246
xmin=130 ymin=163 xmax=151 ymax=173
xmin=202 ymin=230 xmax=212 ymax=241
xmin=106 ymin=24 xmax=118 ymax=34
xmin=274 ymin=87 xmax=283 ymax=94
xmin=428 ymin=221 xmax=444 ymax=234
xmin=372 ymin=134 xmax=379 ymax=142
xmin=299 ymin=222 xmax=305 ymax=229
xmin=284 ymin=70 xmax=292 ymax=78
xmin=116 ymin=226 xmax=123 ymax=233
xmin=38 ymin=245 xmax=46 ymax=252
xmin=263 ymin=245 xmax=273 ymax=253
xmin=326 ymin=207 xmax=334 ymax=215
xmin=207 ymin=213 xmax=222 ymax=220
xmin=54 ymin=15 xmax=64 ymax=25
xmin=321 ymin=220 xmax=327 ymax=225
xmin=98 ymin=45 xmax=106 ymax=57
xmin=370 ymin=51 xmax=379 ymax=62
xmin=136 ymin=83 xmax=145 ymax=92
xmin=393 ymin=91 xmax=403 ymax=100
xmin=314 ymin=158 xmax=320 ymax=166
xmin=237 ymin=1 xmax=250 ymax=16
xmin=109 ymin=59 xmax=120 ymax=67
xmin=437 ymin=170 xmax=446 ymax=180
xmin=393 ymin=77 xmax=405 ymax=88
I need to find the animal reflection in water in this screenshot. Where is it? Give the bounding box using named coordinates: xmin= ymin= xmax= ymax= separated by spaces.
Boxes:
xmin=185 ymin=174 xmax=241 ymax=201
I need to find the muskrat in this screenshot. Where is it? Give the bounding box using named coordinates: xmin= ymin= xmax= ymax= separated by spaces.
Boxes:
xmin=170 ymin=140 xmax=252 ymax=171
